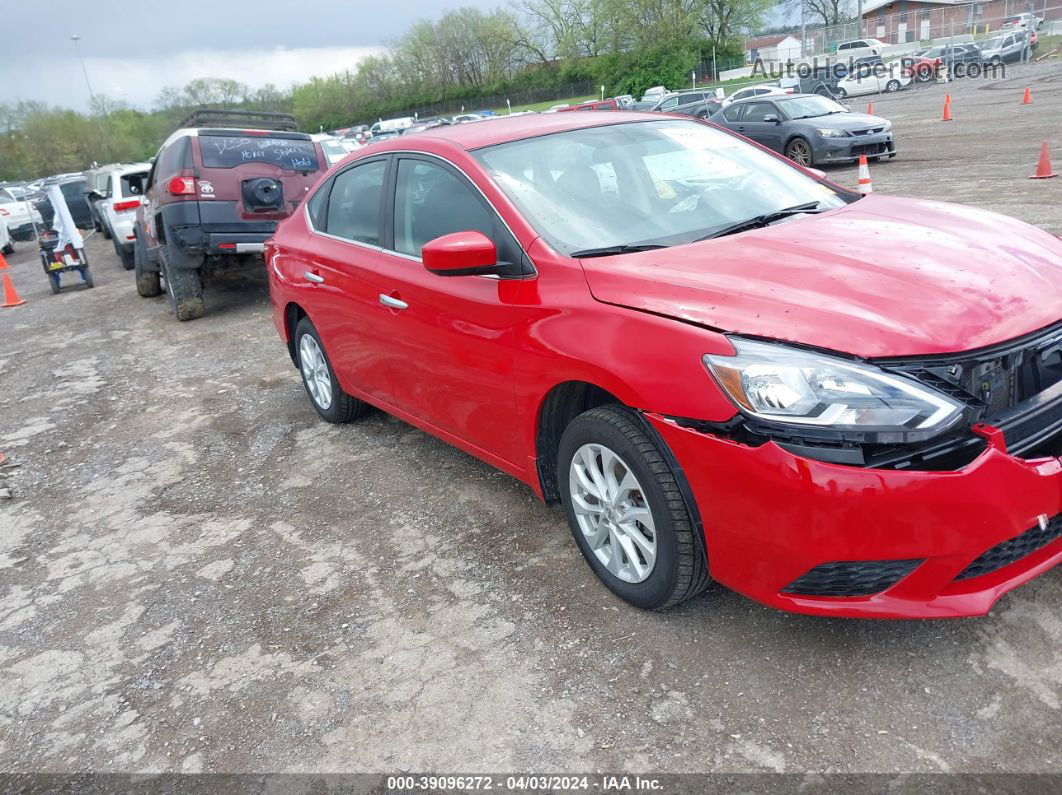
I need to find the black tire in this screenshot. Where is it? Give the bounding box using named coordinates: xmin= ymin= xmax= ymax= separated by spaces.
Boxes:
xmin=159 ymin=243 xmax=205 ymax=321
xmin=784 ymin=137 xmax=814 ymax=167
xmin=885 ymin=79 xmax=901 ymax=93
xmin=134 ymin=235 xmax=162 ymax=297
xmin=558 ymin=405 xmax=710 ymax=611
xmin=294 ymin=316 xmax=370 ymax=423
xmin=834 ymin=87 xmax=847 ymax=99
xmin=49 ymin=275 xmax=60 ymax=294
xmin=101 ymin=221 xmax=112 ymax=240
xmin=114 ymin=236 xmax=134 ymax=270
xmin=82 ymin=268 xmax=94 ymax=289
xmin=2 ymin=241 xmax=12 ymax=255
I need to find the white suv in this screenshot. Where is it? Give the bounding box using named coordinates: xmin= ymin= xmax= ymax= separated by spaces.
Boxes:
xmin=98 ymin=163 xmax=150 ymax=269
xmin=836 ymin=38 xmax=887 ymax=58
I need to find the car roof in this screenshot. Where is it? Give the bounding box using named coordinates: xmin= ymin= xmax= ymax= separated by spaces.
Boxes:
xmin=373 ymin=111 xmax=676 ymax=151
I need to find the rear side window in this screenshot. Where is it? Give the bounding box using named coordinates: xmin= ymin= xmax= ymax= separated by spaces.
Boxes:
xmin=120 ymin=172 xmax=147 ymax=197
xmin=156 ymin=136 xmax=194 ymax=180
xmin=198 ymin=134 xmax=320 ymax=171
xmin=325 ymin=160 xmax=386 ymax=244
xmin=722 ymin=105 xmax=744 ymax=122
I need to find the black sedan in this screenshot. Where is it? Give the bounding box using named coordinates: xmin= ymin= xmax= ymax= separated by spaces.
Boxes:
xmin=709 ymin=94 xmax=895 ymax=167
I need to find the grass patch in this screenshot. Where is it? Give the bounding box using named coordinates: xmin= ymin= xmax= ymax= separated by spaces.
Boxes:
xmin=489 ymin=95 xmax=598 ymax=114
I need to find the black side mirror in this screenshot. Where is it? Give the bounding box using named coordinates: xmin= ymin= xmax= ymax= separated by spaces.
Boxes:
xmin=763 ymin=114 xmax=780 ymax=124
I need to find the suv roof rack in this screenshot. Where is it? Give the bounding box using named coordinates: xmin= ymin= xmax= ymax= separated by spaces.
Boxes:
xmin=177 ymin=108 xmax=300 ymax=132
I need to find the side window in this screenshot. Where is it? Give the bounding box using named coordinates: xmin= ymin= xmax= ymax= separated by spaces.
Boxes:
xmin=155 ymin=136 xmax=193 ymax=181
xmin=722 ymin=105 xmax=744 ymax=122
xmin=743 ymin=102 xmax=777 ymax=122
xmin=393 ymin=159 xmax=508 ymax=261
xmin=324 ymin=160 xmax=386 ymax=244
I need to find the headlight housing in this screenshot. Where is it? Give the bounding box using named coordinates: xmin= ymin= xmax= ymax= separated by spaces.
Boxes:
xmin=703 ymin=338 xmax=964 ymax=443
xmin=816 ymin=127 xmax=849 ymax=138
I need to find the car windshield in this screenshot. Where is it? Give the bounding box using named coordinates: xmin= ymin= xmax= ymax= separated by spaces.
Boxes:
xmin=475 ymin=120 xmax=846 ymax=255
xmin=779 ymin=96 xmax=847 ymax=119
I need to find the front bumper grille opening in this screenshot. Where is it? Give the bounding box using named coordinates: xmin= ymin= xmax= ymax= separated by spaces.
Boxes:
xmin=781 ymin=559 xmax=924 ymax=597
xmin=955 ymin=515 xmax=1062 ymax=581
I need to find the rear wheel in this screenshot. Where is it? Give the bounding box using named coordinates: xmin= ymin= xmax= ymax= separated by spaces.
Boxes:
xmin=785 ymin=137 xmax=814 ymax=167
xmin=114 ymin=237 xmax=134 ymax=270
xmin=82 ymin=267 xmax=94 ymax=289
xmin=100 ymin=220 xmax=112 ymax=240
xmin=294 ymin=317 xmax=370 ymax=423
xmin=134 ymin=235 xmax=162 ymax=297
xmin=558 ymin=405 xmax=710 ymax=611
xmin=2 ymin=241 xmax=12 ymax=255
xmin=159 ymin=243 xmax=205 ymax=321
xmin=885 ymin=79 xmax=901 ymax=92
xmin=834 ymin=86 xmax=847 ymax=99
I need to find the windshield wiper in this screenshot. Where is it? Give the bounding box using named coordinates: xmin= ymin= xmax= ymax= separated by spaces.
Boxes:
xmin=569 ymin=243 xmax=670 ymax=258
xmin=694 ymin=201 xmax=826 ymax=242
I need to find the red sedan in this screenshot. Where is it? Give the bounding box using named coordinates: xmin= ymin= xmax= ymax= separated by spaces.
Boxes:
xmin=266 ymin=112 xmax=1062 ymax=618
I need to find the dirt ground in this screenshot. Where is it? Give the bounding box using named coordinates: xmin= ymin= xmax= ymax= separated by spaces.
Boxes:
xmin=1 ymin=61 xmax=1060 ymax=778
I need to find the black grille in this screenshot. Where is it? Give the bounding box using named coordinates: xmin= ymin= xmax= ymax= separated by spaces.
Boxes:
xmin=850 ymin=142 xmax=891 ymax=156
xmin=782 ymin=559 xmax=924 ymax=597
xmin=883 ymin=320 xmax=1062 ymax=422
xmin=955 ymin=515 xmax=1062 ymax=581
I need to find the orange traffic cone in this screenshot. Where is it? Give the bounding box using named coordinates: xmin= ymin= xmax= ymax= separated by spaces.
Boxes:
xmin=857 ymin=154 xmax=873 ymax=194
xmin=1 ymin=272 xmax=25 ymax=308
xmin=0 ymin=251 xmax=8 ymax=270
xmin=866 ymin=101 xmax=874 ymax=115
xmin=942 ymin=94 xmax=952 ymax=121
xmin=1022 ymin=87 xmax=1032 ymax=105
xmin=1030 ymin=141 xmax=1057 ymax=180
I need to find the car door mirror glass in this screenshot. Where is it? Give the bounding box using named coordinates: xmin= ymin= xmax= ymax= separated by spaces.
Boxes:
xmin=422 ymin=230 xmax=499 ymax=276
xmin=763 ymin=114 xmax=780 ymax=123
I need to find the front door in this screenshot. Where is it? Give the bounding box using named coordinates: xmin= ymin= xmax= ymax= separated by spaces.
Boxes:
xmin=370 ymin=155 xmax=523 ymax=466
xmin=735 ymin=102 xmax=785 ymax=152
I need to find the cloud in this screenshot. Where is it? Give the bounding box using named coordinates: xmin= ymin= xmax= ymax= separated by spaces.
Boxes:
xmin=0 ymin=46 xmax=386 ymax=111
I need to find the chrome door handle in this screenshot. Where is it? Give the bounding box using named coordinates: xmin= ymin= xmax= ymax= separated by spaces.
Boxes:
xmin=379 ymin=294 xmax=408 ymax=310
xmin=304 ymin=271 xmax=324 ymax=284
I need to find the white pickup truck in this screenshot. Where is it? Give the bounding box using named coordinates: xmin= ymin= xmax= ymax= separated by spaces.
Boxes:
xmin=1001 ymin=13 xmax=1044 ymax=31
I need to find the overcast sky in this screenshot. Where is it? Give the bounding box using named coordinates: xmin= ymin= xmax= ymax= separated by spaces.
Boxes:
xmin=0 ymin=0 xmax=498 ymax=111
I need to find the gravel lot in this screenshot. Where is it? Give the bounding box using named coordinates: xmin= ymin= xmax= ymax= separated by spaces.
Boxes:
xmin=1 ymin=61 xmax=1060 ymax=777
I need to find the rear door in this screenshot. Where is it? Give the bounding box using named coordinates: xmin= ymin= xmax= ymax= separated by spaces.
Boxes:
xmin=303 ymin=156 xmax=397 ymax=405
xmin=193 ymin=132 xmax=325 ymax=226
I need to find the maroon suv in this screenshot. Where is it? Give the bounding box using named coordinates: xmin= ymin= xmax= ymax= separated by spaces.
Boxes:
xmin=133 ymin=109 xmax=326 ymax=320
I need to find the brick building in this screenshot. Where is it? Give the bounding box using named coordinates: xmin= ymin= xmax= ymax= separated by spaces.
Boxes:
xmin=860 ymin=0 xmax=1060 ymax=43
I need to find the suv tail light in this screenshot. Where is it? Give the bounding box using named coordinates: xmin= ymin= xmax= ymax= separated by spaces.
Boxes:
xmin=113 ymin=199 xmax=140 ymax=212
xmin=168 ymin=177 xmax=196 ymax=196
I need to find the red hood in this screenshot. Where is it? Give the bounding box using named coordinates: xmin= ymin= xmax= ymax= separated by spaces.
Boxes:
xmin=581 ymin=194 xmax=1062 ymax=358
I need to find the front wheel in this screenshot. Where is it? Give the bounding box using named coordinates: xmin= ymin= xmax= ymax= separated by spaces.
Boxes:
xmin=294 ymin=317 xmax=370 ymax=423
xmin=558 ymin=405 xmax=710 ymax=610
xmin=785 ymin=137 xmax=814 ymax=167
xmin=885 ymin=79 xmax=901 ymax=93
xmin=833 ymin=87 xmax=847 ymax=99
xmin=2 ymin=241 xmax=12 ymax=255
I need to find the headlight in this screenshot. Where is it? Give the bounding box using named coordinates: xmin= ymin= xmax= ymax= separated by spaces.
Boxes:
xmin=881 ymin=120 xmax=892 ymax=131
xmin=703 ymin=339 xmax=963 ymax=441
xmin=816 ymin=127 xmax=848 ymax=138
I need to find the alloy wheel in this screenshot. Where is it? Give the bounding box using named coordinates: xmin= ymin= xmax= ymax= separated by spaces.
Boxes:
xmin=787 ymin=140 xmax=812 ymax=166
xmin=568 ymin=443 xmax=657 ymax=584
xmin=299 ymin=334 xmax=333 ymax=410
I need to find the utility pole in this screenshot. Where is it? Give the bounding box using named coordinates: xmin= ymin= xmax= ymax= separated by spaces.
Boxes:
xmin=800 ymin=2 xmax=807 ymax=58
xmin=70 ymin=35 xmax=97 ymax=109
xmin=71 ymin=34 xmax=109 ymax=159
